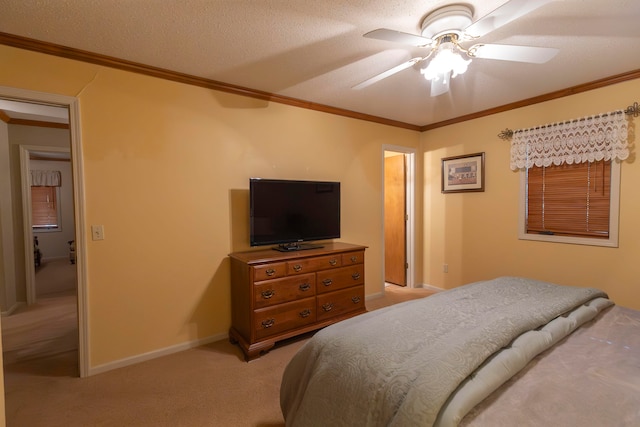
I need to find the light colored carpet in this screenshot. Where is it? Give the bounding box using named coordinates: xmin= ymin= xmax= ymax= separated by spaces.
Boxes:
xmin=2 ymin=283 xmax=434 ymax=426
xmin=2 ymin=258 xmax=78 ymax=366
xmin=34 ymin=257 xmax=77 ymax=297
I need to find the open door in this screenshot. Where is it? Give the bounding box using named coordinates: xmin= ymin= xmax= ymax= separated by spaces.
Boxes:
xmin=384 ymin=153 xmax=407 ymax=286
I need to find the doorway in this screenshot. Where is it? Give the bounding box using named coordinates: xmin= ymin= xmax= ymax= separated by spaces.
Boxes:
xmin=383 ymin=146 xmax=415 ymax=290
xmin=0 ymin=87 xmax=88 ymax=378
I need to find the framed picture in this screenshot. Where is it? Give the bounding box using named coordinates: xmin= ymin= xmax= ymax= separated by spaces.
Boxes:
xmin=441 ymin=152 xmax=485 ymax=193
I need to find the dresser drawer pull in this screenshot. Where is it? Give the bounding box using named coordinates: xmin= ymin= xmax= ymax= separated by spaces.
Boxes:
xmin=266 ymin=268 xmax=276 ymax=277
xmin=293 ymin=264 xmax=302 ymax=272
xmin=350 ymin=256 xmax=358 ymax=263
xmin=322 ymin=279 xmax=333 ymax=287
xmin=329 ymin=258 xmax=338 ymax=266
xmin=261 ymin=318 xmax=275 ymax=329
xmin=299 ymin=309 xmax=311 ymax=318
xmin=261 ymin=290 xmax=275 ymax=299
xmin=351 ymin=296 xmax=361 ymax=304
xmin=352 ymin=273 xmax=361 ymax=280
xmin=322 ymin=303 xmax=334 ymax=312
xmin=299 ymin=283 xmax=311 ymax=292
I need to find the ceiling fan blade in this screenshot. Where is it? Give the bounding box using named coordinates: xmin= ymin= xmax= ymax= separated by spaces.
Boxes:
xmin=464 ymin=0 xmax=555 ymax=38
xmin=472 ymin=44 xmax=558 ymax=63
xmin=364 ymin=29 xmax=433 ymax=47
xmin=430 ymin=72 xmax=451 ymax=97
xmin=353 ymin=58 xmax=423 ymax=90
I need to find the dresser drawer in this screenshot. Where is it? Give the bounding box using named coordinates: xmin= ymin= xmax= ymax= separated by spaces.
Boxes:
xmin=316 ymin=264 xmax=365 ymax=294
xmin=342 ymin=251 xmax=365 ymax=265
xmin=316 ymin=286 xmax=365 ymax=322
xmin=254 ymin=298 xmax=316 ymax=340
xmin=287 ymin=254 xmax=342 ymax=275
xmin=254 ymin=273 xmax=315 ymax=309
xmin=253 ymin=262 xmax=287 ymax=281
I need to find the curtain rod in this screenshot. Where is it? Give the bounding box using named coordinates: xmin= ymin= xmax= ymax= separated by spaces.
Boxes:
xmin=498 ymin=101 xmax=640 ymax=141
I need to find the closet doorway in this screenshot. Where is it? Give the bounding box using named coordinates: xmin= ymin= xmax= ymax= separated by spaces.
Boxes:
xmin=383 ymin=146 xmax=415 ymax=289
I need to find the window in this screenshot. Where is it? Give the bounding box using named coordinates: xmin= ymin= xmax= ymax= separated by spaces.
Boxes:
xmin=511 ymin=110 xmax=628 ymax=248
xmin=31 ymin=186 xmax=62 ymax=231
xmin=519 ymin=160 xmax=620 ymax=247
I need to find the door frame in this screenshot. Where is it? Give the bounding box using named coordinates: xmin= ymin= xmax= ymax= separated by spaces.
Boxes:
xmin=0 ymin=85 xmax=89 ymax=378
xmin=382 ymin=145 xmax=416 ymax=291
xmin=20 ymin=144 xmax=71 ymax=305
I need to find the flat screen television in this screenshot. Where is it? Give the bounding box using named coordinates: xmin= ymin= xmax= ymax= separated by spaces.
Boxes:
xmin=250 ymin=178 xmax=340 ymax=251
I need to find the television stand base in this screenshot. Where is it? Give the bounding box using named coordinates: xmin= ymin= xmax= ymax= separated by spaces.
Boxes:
xmin=273 ymin=243 xmax=324 ymax=252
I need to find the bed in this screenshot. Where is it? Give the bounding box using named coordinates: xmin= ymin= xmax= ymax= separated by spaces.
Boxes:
xmin=280 ymin=277 xmax=640 ymax=426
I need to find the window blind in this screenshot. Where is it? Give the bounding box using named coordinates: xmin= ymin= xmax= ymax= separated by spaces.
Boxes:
xmin=31 ymin=186 xmax=59 ymax=229
xmin=527 ymin=160 xmax=610 ymax=238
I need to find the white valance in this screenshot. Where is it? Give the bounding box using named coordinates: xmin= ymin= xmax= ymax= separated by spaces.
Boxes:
xmin=30 ymin=170 xmax=62 ymax=187
xmin=510 ymin=111 xmax=630 ymax=170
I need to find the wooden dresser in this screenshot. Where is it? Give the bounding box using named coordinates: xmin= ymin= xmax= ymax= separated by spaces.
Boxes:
xmin=228 ymin=242 xmax=367 ymax=361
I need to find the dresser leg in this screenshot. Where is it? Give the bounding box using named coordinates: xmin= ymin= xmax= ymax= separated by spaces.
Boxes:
xmin=246 ymin=342 xmax=276 ymax=361
xmin=229 ymin=328 xmax=276 ymax=361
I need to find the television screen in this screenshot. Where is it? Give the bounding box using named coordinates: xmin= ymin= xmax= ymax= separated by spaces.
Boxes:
xmin=250 ymin=178 xmax=340 ymax=250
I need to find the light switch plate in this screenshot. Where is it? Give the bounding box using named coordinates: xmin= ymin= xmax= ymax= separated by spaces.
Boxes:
xmin=91 ymin=225 xmax=104 ymax=241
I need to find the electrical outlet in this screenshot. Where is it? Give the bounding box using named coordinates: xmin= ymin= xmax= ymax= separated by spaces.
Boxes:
xmin=443 ymin=264 xmax=448 ymax=273
xmin=91 ymin=225 xmax=105 ymax=241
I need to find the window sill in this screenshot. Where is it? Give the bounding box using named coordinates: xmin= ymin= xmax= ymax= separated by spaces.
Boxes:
xmin=518 ymin=232 xmax=618 ymax=248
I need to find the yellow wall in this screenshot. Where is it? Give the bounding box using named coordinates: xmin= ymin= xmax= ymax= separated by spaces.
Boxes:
xmin=2 ymin=41 xmax=638 ymax=377
xmin=0 ymin=45 xmax=420 ymax=368
xmin=421 ymin=79 xmax=640 ymax=311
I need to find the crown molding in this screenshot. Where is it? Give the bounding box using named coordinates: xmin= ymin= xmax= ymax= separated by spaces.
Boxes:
xmin=0 ymin=32 xmax=421 ymax=131
xmin=420 ymin=68 xmax=640 ymax=131
xmin=1 ymin=31 xmax=638 ymax=133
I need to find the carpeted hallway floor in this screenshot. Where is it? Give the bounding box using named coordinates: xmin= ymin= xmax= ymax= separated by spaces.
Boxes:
xmin=2 ymin=272 xmax=435 ymax=426
xmin=2 ymin=258 xmax=78 ymax=367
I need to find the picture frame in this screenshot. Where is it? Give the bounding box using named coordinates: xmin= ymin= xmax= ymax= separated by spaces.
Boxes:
xmin=441 ymin=152 xmax=485 ymax=193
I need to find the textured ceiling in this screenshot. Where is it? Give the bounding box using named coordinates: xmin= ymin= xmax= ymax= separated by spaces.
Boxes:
xmin=1 ymin=0 xmax=640 ymax=127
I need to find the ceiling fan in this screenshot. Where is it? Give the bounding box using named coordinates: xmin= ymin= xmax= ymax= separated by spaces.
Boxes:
xmin=354 ymin=0 xmax=559 ymax=97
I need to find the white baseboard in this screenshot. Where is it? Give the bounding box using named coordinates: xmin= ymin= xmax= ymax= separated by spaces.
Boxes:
xmin=365 ymin=292 xmax=384 ymax=301
xmin=1 ymin=301 xmax=26 ymax=317
xmin=88 ymin=332 xmax=228 ymax=376
xmin=87 ymin=284 xmax=445 ymax=376
xmin=419 ymin=283 xmax=445 ymax=292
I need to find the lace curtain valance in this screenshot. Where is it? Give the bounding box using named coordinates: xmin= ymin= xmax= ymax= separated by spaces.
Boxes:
xmin=30 ymin=170 xmax=62 ymax=186
xmin=510 ymin=111 xmax=630 ymax=170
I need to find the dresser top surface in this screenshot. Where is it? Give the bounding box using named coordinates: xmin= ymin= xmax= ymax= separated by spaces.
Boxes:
xmin=229 ymin=242 xmax=366 ymax=265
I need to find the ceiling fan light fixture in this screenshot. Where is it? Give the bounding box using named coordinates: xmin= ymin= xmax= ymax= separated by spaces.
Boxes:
xmin=421 ymin=40 xmax=471 ymax=81
xmin=420 ymin=4 xmax=473 ymax=39
xmin=358 ymin=1 xmax=559 ymax=96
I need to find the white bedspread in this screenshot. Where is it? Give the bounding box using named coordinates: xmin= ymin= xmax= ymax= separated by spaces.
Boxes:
xmin=280 ymin=277 xmax=610 ymax=427
xmin=460 ymin=305 xmax=640 ymax=426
